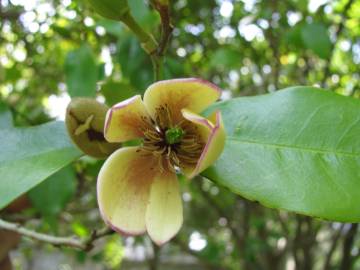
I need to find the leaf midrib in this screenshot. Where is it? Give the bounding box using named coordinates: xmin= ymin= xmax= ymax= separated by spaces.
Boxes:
xmin=228 ymin=137 xmax=360 ymax=158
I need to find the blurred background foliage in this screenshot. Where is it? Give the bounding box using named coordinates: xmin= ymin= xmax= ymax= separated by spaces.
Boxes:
xmin=0 ymin=0 xmax=360 ymax=269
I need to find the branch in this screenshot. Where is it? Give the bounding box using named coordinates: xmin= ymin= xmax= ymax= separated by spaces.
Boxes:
xmin=0 ymin=218 xmax=113 ymax=251
xmin=302 ymin=217 xmax=316 ymax=270
xmin=148 ymin=241 xmax=161 ymax=270
xmin=322 ymin=223 xmax=345 ymax=270
xmin=149 ymin=0 xmax=173 ymax=81
xmin=150 ymin=0 xmax=173 ymax=56
xmin=0 ymin=8 xmax=21 ymax=20
xmin=265 ymin=1 xmax=280 ymax=90
xmin=0 ymin=0 xmax=22 ymax=21
xmin=339 ymin=223 xmax=358 ymax=270
xmin=321 ymin=0 xmax=355 ymax=88
xmin=292 ymin=216 xmax=303 ymax=269
xmin=277 ymin=211 xmax=290 ymax=237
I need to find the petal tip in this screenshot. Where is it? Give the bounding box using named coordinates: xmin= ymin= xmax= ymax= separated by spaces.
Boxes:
xmin=96 ymin=147 xmax=149 ymax=238
xmin=152 ymin=236 xmax=174 ymax=246
xmin=147 ymin=223 xmax=182 ymax=246
xmin=181 ymin=108 xmax=213 ymax=130
xmin=188 ymin=110 xmax=225 ymax=179
xmin=145 ymin=172 xmax=183 ymax=245
xmin=107 ymin=221 xmax=146 ymax=237
xmin=97 ymin=188 xmax=147 ymax=237
xmin=97 ymin=192 xmax=147 ymax=237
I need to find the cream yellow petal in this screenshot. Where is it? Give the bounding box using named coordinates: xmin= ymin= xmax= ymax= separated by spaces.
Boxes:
xmin=182 ymin=109 xmax=213 ymax=141
xmin=181 ymin=110 xmax=226 ymax=179
xmin=104 ymin=95 xmax=151 ymax=143
xmin=97 ymin=146 xmax=159 ymax=235
xmin=143 ymin=78 xmax=221 ymax=124
xmin=146 ymin=171 xmax=183 ymax=245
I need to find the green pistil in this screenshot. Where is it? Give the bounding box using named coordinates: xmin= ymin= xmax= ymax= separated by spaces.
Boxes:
xmin=165 ymin=127 xmax=184 ymax=144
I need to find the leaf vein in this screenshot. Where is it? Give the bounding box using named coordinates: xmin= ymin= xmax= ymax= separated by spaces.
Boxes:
xmin=227 ymin=137 xmax=360 ymax=157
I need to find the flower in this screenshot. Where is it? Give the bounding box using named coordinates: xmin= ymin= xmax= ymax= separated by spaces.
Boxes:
xmin=97 ymin=78 xmax=226 ymax=245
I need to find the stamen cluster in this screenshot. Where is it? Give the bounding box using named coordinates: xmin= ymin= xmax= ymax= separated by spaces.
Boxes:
xmin=140 ymin=105 xmax=204 ymax=172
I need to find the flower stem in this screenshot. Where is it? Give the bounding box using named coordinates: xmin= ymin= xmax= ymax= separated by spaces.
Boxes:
xmin=149 ymin=0 xmax=173 ymax=82
xmin=151 ymin=55 xmax=164 ymax=81
xmin=119 ymin=2 xmax=172 ymax=82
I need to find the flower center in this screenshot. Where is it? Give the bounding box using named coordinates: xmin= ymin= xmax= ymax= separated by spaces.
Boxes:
xmin=165 ymin=127 xmax=184 ymax=144
xmin=140 ymin=105 xmax=204 ymax=172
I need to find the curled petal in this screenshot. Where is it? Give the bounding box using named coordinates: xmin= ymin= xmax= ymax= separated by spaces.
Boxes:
xmin=97 ymin=147 xmax=158 ymax=235
xmin=104 ymin=95 xmax=151 ymax=143
xmin=181 ymin=110 xmax=226 ymax=179
xmin=146 ymin=171 xmax=183 ymax=245
xmin=144 ymin=78 xmax=221 ymax=124
xmin=182 ymin=109 xmax=214 ymax=142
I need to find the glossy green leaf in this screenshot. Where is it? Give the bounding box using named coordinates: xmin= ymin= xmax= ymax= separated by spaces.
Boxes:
xmin=128 ymin=0 xmax=159 ymax=31
xmin=203 ymin=87 xmax=360 ymax=222
xmin=28 ymin=165 xmax=76 ymax=217
xmin=301 ymin=23 xmax=332 ymax=59
xmin=117 ymin=36 xmax=152 ymax=91
xmin=0 ymin=121 xmax=81 ymax=209
xmin=65 ymin=44 xmax=98 ymax=97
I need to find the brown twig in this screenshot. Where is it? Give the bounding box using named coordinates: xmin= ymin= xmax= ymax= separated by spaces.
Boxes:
xmin=265 ymin=1 xmax=280 ymax=90
xmin=293 ymin=216 xmax=303 ymax=269
xmin=0 ymin=3 xmax=21 ymax=21
xmin=339 ymin=223 xmax=358 ymax=270
xmin=0 ymin=218 xmax=113 ymax=251
xmin=322 ymin=223 xmax=345 ymax=270
xmin=277 ymin=211 xmax=290 ymax=237
xmin=151 ymin=1 xmax=173 ymax=56
xmin=149 ymin=241 xmax=161 ymax=270
xmin=149 ymin=0 xmax=173 ymax=81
